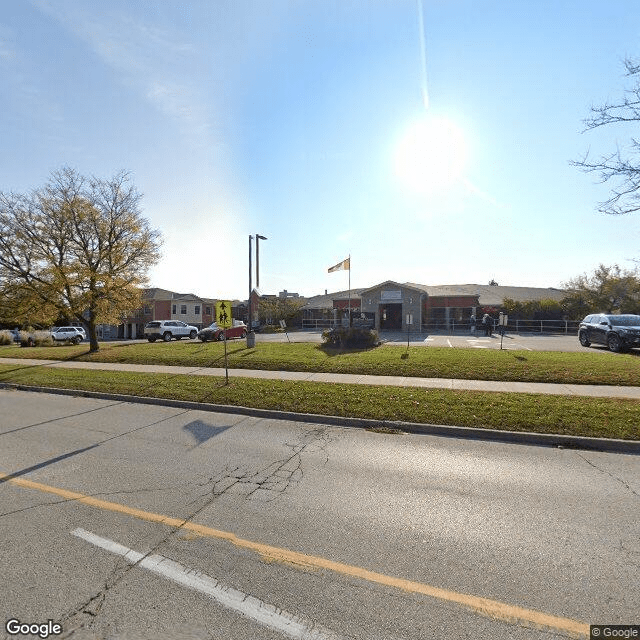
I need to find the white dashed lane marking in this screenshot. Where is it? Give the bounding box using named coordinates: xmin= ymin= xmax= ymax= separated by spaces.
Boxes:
xmin=72 ymin=528 xmax=345 ymax=640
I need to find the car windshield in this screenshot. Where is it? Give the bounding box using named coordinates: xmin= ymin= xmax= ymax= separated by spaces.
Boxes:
xmin=146 ymin=322 xmax=160 ymax=328
xmin=207 ymin=323 xmax=219 ymax=329
xmin=607 ymin=315 xmax=640 ymax=326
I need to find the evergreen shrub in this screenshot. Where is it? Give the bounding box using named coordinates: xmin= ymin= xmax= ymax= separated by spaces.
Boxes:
xmin=321 ymin=327 xmax=380 ymax=349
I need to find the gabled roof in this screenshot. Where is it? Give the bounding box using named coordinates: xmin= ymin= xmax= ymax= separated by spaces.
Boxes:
xmin=404 ymin=283 xmax=566 ymax=305
xmin=302 ymin=288 xmax=365 ymax=310
xmin=359 ymin=281 xmax=425 ymax=296
xmin=143 ymin=287 xmax=177 ymax=300
xmin=144 ymin=288 xmax=245 ymax=305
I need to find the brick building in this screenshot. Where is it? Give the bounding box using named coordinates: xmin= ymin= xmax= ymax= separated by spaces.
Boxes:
xmin=302 ymin=282 xmax=566 ymax=331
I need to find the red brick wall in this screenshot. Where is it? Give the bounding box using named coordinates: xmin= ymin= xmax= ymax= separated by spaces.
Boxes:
xmin=154 ymin=300 xmax=171 ymax=320
xmin=333 ymin=298 xmax=361 ymax=310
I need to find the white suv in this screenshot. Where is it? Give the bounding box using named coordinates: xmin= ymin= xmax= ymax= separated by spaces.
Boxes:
xmin=51 ymin=326 xmax=86 ymax=344
xmin=144 ymin=320 xmax=199 ymax=342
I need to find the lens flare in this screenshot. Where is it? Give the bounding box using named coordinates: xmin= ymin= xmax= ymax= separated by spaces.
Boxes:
xmin=394 ymin=117 xmax=467 ymax=194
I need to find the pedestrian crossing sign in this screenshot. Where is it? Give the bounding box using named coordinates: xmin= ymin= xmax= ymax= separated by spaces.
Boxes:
xmin=215 ymin=300 xmax=233 ymax=328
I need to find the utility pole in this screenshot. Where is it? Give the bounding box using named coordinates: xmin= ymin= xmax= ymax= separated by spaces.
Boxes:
xmin=247 ymin=235 xmax=255 ymax=347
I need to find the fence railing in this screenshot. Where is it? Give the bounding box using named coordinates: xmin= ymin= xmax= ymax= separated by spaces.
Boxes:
xmin=424 ymin=319 xmax=581 ymax=334
xmin=302 ymin=319 xmax=335 ymax=329
xmin=303 ymin=318 xmax=582 ymax=334
xmin=304 ymin=318 xmax=582 ymax=334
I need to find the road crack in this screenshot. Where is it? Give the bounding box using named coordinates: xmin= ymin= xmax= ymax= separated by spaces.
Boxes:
xmin=47 ymin=425 xmax=336 ymax=637
xmin=193 ymin=425 xmax=334 ymax=505
xmin=574 ymin=451 xmax=640 ymax=498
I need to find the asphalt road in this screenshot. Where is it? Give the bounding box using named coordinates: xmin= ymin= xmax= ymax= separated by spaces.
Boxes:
xmin=1 ymin=389 xmax=638 ymax=639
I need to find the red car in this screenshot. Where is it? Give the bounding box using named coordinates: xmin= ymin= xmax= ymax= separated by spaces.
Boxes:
xmin=197 ymin=320 xmax=247 ymax=342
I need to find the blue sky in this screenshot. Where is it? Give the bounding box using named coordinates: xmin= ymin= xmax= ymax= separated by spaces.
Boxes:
xmin=2 ymin=1 xmax=640 ymax=300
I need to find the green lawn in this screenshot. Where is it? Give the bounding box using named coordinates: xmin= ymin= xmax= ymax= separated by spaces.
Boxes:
xmin=1 ymin=340 xmax=640 ymax=385
xmin=0 ymin=363 xmax=638 ymax=440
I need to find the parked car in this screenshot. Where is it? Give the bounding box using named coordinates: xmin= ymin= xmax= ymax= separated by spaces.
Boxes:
xmin=51 ymin=326 xmax=86 ymax=344
xmin=144 ymin=320 xmax=199 ymax=342
xmin=198 ymin=320 xmax=247 ymax=342
xmin=578 ymin=314 xmax=640 ymax=352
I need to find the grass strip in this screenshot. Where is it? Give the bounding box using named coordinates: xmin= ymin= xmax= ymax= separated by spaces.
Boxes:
xmin=2 ymin=341 xmax=640 ymax=386
xmin=1 ymin=363 xmax=638 ymax=440
xmin=4 ymin=340 xmax=640 ymax=386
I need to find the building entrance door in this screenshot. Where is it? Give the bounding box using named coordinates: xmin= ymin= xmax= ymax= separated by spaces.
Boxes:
xmin=379 ymin=303 xmax=402 ymax=330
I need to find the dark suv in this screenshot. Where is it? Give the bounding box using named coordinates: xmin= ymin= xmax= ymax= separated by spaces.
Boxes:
xmin=578 ymin=314 xmax=640 ymax=352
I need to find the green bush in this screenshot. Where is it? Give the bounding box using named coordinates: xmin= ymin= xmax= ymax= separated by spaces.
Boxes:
xmin=322 ymin=327 xmax=380 ymax=349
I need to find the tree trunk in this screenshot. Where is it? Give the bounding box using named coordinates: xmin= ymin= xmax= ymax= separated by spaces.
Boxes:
xmin=86 ymin=318 xmax=100 ymax=352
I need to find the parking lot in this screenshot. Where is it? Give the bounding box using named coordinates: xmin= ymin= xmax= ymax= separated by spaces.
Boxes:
xmin=380 ymin=331 xmax=589 ymax=351
xmin=256 ymin=330 xmax=610 ymax=353
xmin=114 ymin=330 xmax=627 ymax=354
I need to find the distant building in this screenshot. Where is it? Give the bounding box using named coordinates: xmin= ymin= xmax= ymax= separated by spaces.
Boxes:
xmin=97 ymin=288 xmax=245 ymax=340
xmin=97 ymin=281 xmax=567 ymax=338
xmin=301 ymin=281 xmax=566 ymax=331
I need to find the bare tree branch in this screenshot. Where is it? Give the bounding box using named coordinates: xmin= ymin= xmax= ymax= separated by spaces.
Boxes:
xmin=573 ymin=56 xmax=640 ymax=215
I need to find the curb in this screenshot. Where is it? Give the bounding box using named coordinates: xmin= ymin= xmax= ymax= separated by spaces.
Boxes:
xmin=2 ymin=382 xmax=639 ymax=455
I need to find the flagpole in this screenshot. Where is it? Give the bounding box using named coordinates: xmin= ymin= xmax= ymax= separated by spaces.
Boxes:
xmin=348 ymin=254 xmax=351 ymax=327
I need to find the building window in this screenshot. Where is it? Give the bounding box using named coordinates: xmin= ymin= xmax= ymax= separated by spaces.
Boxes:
xmin=180 ymin=304 xmax=187 ymax=314
xmin=143 ymin=305 xmax=151 ymax=315
xmin=195 ymin=305 xmax=200 ymax=315
xmin=172 ymin=304 xmax=176 ymax=315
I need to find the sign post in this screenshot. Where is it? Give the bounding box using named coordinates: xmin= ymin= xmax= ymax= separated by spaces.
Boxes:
xmin=279 ymin=319 xmax=290 ymax=342
xmin=499 ymin=312 xmax=508 ymax=350
xmin=406 ymin=313 xmax=413 ymax=350
xmin=215 ymin=300 xmax=233 ymax=383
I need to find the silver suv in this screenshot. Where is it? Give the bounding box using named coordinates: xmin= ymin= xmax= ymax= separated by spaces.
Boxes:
xmin=51 ymin=326 xmax=86 ymax=344
xmin=144 ymin=320 xmax=199 ymax=342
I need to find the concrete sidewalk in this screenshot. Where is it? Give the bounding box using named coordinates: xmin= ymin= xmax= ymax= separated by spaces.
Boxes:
xmin=1 ymin=357 xmax=639 ymax=399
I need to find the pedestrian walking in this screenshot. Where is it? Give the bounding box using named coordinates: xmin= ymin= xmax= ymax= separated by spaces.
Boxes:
xmin=482 ymin=313 xmax=493 ymax=337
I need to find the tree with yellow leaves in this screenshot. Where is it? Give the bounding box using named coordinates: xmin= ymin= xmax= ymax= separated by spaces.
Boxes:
xmin=0 ymin=167 xmax=162 ymax=352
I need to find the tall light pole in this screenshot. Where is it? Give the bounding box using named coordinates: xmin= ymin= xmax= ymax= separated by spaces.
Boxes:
xmin=247 ymin=235 xmax=254 ymax=347
xmin=256 ymin=234 xmax=267 ymax=289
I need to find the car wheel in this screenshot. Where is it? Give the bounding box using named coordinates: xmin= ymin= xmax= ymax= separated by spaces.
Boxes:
xmin=163 ymin=332 xmax=172 ymax=342
xmin=578 ymin=331 xmax=591 ymax=347
xmin=189 ymin=330 xmax=197 ymax=339
xmin=607 ymin=334 xmax=622 ymax=352
xmin=199 ymin=335 xmax=208 ymax=342
xmin=73 ymin=336 xmax=81 ymax=345
xmin=218 ymin=332 xmax=226 ymax=341
xmin=241 ymin=330 xmax=247 ymax=338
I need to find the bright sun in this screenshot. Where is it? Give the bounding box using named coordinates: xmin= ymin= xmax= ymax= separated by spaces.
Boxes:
xmin=394 ymin=117 xmax=466 ymax=194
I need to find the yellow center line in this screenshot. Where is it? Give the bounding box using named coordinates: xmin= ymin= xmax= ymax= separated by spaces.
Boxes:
xmin=1 ymin=471 xmax=589 ymax=639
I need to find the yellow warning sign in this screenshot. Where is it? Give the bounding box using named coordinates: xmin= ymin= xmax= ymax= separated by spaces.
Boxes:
xmin=215 ymin=300 xmax=233 ymax=328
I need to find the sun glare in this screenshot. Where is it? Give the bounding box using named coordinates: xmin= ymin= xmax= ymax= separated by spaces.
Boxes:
xmin=394 ymin=117 xmax=466 ymax=194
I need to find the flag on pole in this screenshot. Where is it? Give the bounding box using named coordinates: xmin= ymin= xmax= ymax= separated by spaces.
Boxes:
xmin=328 ymin=257 xmax=350 ymax=273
